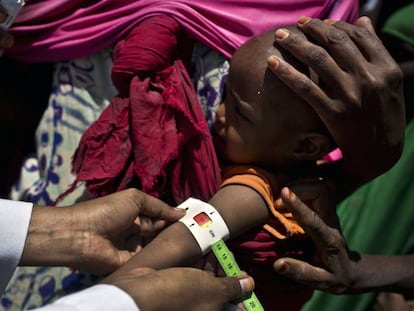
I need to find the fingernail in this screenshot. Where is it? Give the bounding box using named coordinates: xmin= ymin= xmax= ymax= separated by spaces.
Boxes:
xmin=288 ymin=189 xmax=295 ymax=199
xmin=267 ymin=55 xmax=280 ymax=69
xmin=1 ymin=33 xmax=14 ymax=48
xmin=278 ymin=263 xmax=290 ymax=273
xmin=323 ymin=18 xmax=335 ymax=25
xmin=298 ymin=16 xmax=311 ymax=26
xmin=174 ymin=208 xmax=187 ymax=214
xmin=239 ymin=276 xmax=255 ymax=293
xmin=0 ymin=12 xmax=8 ymax=23
xmin=275 ymin=28 xmax=289 ymax=40
xmin=275 ymin=198 xmax=282 ymax=207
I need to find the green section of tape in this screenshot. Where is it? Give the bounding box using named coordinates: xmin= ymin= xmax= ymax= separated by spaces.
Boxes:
xmin=211 ymin=240 xmax=265 ymax=311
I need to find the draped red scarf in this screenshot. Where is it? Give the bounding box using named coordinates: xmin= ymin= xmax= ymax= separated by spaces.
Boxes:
xmin=66 ymin=16 xmax=221 ymax=204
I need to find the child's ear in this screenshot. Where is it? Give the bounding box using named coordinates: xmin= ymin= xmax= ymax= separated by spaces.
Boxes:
xmin=293 ymin=133 xmax=332 ymax=161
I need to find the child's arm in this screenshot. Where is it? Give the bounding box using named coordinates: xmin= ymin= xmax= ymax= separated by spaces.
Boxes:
xmin=120 ymin=184 xmax=271 ymax=270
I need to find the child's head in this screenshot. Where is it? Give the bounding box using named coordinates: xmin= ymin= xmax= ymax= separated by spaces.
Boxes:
xmin=214 ymin=25 xmax=335 ymax=170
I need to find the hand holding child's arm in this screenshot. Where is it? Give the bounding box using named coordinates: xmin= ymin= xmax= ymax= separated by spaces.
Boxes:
xmin=20 ymin=188 xmax=185 ymax=275
xmin=119 ymin=185 xmax=270 ymax=271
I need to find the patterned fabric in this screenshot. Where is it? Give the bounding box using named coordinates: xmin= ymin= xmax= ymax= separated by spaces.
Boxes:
xmin=10 ymin=48 xmax=116 ymax=206
xmin=1 ymin=43 xmax=228 ymax=310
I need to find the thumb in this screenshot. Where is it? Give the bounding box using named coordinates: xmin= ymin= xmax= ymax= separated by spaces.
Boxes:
xmin=354 ymin=16 xmax=376 ymax=34
xmin=221 ymin=275 xmax=255 ymax=300
xmin=273 ymin=258 xmax=306 ymax=278
xmin=273 ymin=258 xmax=332 ymax=288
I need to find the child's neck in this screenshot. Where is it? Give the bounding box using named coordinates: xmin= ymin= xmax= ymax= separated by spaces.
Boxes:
xmin=282 ymin=161 xmax=319 ymax=179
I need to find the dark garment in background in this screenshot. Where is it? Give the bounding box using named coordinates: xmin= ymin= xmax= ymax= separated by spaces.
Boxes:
xmin=0 ymin=59 xmax=51 ymax=198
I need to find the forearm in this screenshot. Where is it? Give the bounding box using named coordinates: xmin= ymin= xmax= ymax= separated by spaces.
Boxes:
xmin=20 ymin=206 xmax=86 ymax=267
xmin=124 ymin=184 xmax=270 ymax=270
xmin=350 ymin=254 xmax=414 ymax=294
xmin=122 ymin=222 xmax=202 ymax=270
xmin=209 ymin=185 xmax=270 ymax=236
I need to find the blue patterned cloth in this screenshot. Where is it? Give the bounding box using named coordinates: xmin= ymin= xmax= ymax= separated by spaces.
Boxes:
xmin=1 ymin=43 xmax=229 ymax=310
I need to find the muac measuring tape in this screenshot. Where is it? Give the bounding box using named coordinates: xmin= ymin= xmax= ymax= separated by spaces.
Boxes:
xmin=177 ymin=198 xmax=264 ymax=311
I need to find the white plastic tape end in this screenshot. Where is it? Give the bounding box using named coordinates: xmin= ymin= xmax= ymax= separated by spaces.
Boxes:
xmin=177 ymin=198 xmax=229 ymax=255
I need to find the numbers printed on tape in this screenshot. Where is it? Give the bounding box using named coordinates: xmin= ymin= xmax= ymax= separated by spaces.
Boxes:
xmin=176 ymin=199 xmax=263 ymax=309
xmin=211 ymin=240 xmax=265 ymax=311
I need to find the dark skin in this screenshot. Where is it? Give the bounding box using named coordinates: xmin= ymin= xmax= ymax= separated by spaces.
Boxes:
xmin=215 ymin=26 xmax=333 ymax=171
xmin=268 ymin=16 xmax=405 ymax=199
xmin=107 ymin=17 xmax=407 ymax=287
xmin=0 ymin=11 xmax=404 ymax=210
xmin=20 ymin=188 xmax=185 ymax=275
xmin=269 ymin=15 xmax=413 ymax=298
xmin=102 ymin=266 xmax=255 ymax=311
xmin=113 ymin=19 xmax=409 ymax=311
xmin=111 ymin=184 xmax=272 ymax=270
xmin=2 ymin=13 xmax=405 ymax=306
xmin=10 ymin=187 xmax=255 ymax=311
xmin=274 ymin=182 xmax=414 ymax=296
xmin=381 ymin=31 xmax=414 ymax=122
xmin=120 ymin=17 xmax=405 ymax=276
xmin=1 ymin=13 xmax=403 ymax=228
xmin=0 ymin=9 xmax=255 ymax=310
xmin=115 ymin=25 xmax=331 ymax=273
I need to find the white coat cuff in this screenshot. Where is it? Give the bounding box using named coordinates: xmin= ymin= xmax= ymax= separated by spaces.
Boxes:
xmin=33 ymin=284 xmax=140 ymax=311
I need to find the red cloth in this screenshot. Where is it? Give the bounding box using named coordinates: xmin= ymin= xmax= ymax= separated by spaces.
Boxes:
xmin=68 ymin=15 xmax=221 ymax=204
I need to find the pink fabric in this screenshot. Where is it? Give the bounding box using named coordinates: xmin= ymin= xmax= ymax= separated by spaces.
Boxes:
xmin=323 ymin=147 xmax=343 ymax=162
xmin=8 ymin=0 xmax=359 ymax=62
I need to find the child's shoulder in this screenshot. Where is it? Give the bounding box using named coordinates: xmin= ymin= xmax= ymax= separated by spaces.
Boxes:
xmin=221 ymin=165 xmax=287 ymax=197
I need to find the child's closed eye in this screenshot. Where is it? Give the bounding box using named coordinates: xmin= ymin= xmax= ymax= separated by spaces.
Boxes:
xmin=232 ymin=89 xmax=256 ymax=124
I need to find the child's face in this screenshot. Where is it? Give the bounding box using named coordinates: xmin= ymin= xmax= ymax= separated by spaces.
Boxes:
xmin=213 ymin=59 xmax=313 ymax=168
xmin=213 ymin=26 xmax=331 ymax=169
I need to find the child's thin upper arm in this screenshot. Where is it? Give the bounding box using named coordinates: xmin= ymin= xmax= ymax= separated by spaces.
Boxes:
xmin=210 ymin=184 xmax=271 ymax=238
xmin=120 ymin=184 xmax=270 ymax=271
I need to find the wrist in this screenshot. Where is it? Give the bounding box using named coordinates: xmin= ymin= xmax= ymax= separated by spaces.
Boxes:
xmin=342 ymin=253 xmax=382 ymax=294
xmin=20 ymin=205 xmax=87 ymax=267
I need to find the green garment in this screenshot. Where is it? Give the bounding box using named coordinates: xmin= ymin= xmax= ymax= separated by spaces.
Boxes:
xmin=302 ymin=118 xmax=414 ymax=311
xmin=382 ymin=3 xmax=414 ymax=47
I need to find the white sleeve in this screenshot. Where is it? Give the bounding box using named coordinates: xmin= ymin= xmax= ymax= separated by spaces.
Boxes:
xmin=32 ymin=284 xmax=140 ymax=311
xmin=0 ymin=199 xmax=33 ymax=295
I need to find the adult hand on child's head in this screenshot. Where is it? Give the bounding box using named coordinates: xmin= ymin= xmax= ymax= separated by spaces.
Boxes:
xmin=102 ymin=266 xmax=255 ymax=311
xmin=273 ymin=180 xmax=360 ymax=294
xmin=21 ymin=188 xmax=185 ymax=275
xmin=268 ymin=16 xmax=405 ymax=181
